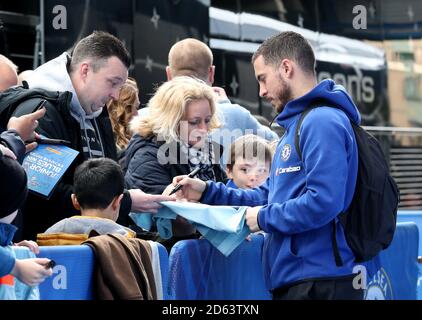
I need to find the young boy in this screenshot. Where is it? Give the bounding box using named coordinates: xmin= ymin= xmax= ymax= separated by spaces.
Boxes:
xmin=225 ymin=134 xmax=273 ymax=189
xmin=0 ymin=154 xmax=53 ymax=299
xmin=37 ymin=158 xmax=135 ymax=245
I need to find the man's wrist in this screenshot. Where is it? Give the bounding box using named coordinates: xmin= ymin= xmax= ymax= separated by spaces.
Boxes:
xmin=256 ymin=208 xmax=263 ymax=231
xmin=198 ymin=181 xmax=209 ymax=203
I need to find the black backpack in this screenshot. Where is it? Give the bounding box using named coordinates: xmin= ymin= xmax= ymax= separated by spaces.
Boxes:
xmin=295 ymin=105 xmax=400 ymax=265
xmin=0 ymin=83 xmax=72 ymax=129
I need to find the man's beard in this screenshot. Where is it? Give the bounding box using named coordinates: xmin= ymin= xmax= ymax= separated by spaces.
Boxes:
xmin=274 ymin=75 xmax=293 ymax=113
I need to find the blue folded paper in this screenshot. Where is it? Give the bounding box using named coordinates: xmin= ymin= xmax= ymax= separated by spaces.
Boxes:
xmin=129 ymin=201 xmax=250 ymax=256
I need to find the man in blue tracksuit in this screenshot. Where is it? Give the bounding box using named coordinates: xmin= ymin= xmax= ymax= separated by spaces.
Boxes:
xmin=172 ymin=31 xmax=362 ymax=299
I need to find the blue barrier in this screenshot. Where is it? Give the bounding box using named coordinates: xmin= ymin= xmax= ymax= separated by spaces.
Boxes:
xmin=167 ymin=234 xmax=271 ymax=300
xmin=37 ymin=245 xmax=94 ymax=300
xmin=154 ymin=241 xmax=169 ymax=300
xmin=363 ymin=222 xmax=419 ymax=300
xmin=397 ymin=211 xmax=422 ymax=299
xmin=397 ymin=211 xmax=422 ymax=255
xmin=37 ymin=242 xmax=169 ymax=300
xmin=34 ymin=220 xmax=419 ymax=300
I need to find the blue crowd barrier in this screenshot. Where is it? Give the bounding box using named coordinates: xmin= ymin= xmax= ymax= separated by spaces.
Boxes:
xmin=363 ymin=222 xmax=419 ymax=300
xmin=154 ymin=241 xmax=169 ymax=300
xmin=397 ymin=211 xmax=422 ymax=299
xmin=37 ymin=242 xmax=169 ymax=300
xmin=397 ymin=211 xmax=422 ymax=256
xmin=37 ymin=245 xmax=94 ymax=300
xmin=167 ymin=234 xmax=271 ymax=300
xmin=33 ymin=219 xmax=419 ymax=300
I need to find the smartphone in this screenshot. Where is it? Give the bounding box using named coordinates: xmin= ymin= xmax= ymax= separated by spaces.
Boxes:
xmin=35 ymin=137 xmax=71 ymax=146
xmin=44 ymin=260 xmax=56 ymax=269
xmin=34 ymin=99 xmax=47 ymax=112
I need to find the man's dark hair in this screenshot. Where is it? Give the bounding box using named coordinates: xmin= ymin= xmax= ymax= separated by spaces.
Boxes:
xmin=73 ymin=158 xmax=124 ymax=210
xmin=252 ymin=31 xmax=316 ymax=75
xmin=69 ymin=30 xmax=131 ymax=73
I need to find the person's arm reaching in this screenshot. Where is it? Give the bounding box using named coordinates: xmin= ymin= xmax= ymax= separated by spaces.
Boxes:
xmin=171 ymin=175 xmax=269 ymax=206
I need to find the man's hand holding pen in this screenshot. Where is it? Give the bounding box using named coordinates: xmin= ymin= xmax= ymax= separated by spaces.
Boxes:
xmin=168 ymin=167 xmax=201 ymax=196
xmin=163 ymin=172 xmax=207 ymax=202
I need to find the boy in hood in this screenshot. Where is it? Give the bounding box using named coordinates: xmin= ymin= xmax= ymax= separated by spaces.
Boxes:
xmin=0 ymin=153 xmax=53 ymax=299
xmin=18 ymin=31 xmax=173 ymax=240
xmin=171 ymin=31 xmax=363 ymax=300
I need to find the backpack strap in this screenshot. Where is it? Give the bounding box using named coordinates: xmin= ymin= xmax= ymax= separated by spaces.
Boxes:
xmin=294 ymin=105 xmax=325 ymax=161
xmin=331 ymin=220 xmax=344 ymax=266
xmin=294 ymin=103 xmax=345 ymax=267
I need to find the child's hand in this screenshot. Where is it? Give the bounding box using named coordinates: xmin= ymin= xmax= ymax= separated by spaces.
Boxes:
xmin=11 ymin=258 xmax=53 ymax=286
xmin=14 ymin=240 xmax=39 ymax=254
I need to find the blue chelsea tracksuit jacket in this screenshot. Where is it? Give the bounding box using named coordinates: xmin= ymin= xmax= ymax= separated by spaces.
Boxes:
xmin=202 ymin=79 xmax=360 ymax=290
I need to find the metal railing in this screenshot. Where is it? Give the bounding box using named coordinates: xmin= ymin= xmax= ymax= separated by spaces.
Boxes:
xmin=364 ymin=126 xmax=422 ymax=210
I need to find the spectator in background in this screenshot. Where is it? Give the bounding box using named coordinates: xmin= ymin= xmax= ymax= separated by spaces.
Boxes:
xmin=125 ymin=76 xmax=227 ymax=250
xmin=0 ymin=54 xmax=18 ymax=92
xmin=138 ymin=38 xmax=278 ymax=167
xmin=107 ymin=77 xmax=140 ymax=160
xmin=225 ymin=134 xmax=273 ymax=190
xmin=37 ymin=158 xmax=135 ymax=245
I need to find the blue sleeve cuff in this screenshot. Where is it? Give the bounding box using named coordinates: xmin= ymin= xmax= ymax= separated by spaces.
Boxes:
xmin=0 ymin=246 xmax=16 ymax=277
xmin=257 ymin=207 xmax=266 ymax=232
xmin=198 ymin=181 xmax=210 ymax=203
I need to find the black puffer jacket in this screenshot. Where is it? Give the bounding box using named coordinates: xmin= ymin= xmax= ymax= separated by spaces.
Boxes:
xmin=124 ymin=134 xmax=227 ymax=194
xmin=11 ymin=91 xmax=131 ymax=241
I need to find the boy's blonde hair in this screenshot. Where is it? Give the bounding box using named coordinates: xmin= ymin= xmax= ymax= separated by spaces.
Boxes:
xmin=227 ymin=134 xmax=273 ymax=170
xmin=131 ymin=76 xmax=220 ymax=143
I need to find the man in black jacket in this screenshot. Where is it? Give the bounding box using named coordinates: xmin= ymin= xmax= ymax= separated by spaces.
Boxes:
xmin=14 ymin=31 xmax=172 ymax=240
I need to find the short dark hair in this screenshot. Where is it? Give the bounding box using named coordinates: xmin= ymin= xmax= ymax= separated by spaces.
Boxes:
xmin=73 ymin=158 xmax=124 ymax=210
xmin=69 ymin=31 xmax=131 ymax=73
xmin=252 ymin=31 xmax=315 ymax=75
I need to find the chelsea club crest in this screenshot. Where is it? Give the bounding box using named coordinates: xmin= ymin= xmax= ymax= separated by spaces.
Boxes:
xmin=365 ymin=268 xmax=393 ymax=300
xmin=281 ymin=144 xmax=292 ymax=161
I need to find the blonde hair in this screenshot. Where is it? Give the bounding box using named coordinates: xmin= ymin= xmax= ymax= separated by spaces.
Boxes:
xmin=131 ymin=76 xmax=219 ymax=143
xmin=227 ymin=134 xmax=274 ymax=169
xmin=168 ymin=38 xmax=213 ymax=81
xmin=107 ymin=77 xmax=139 ymax=150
